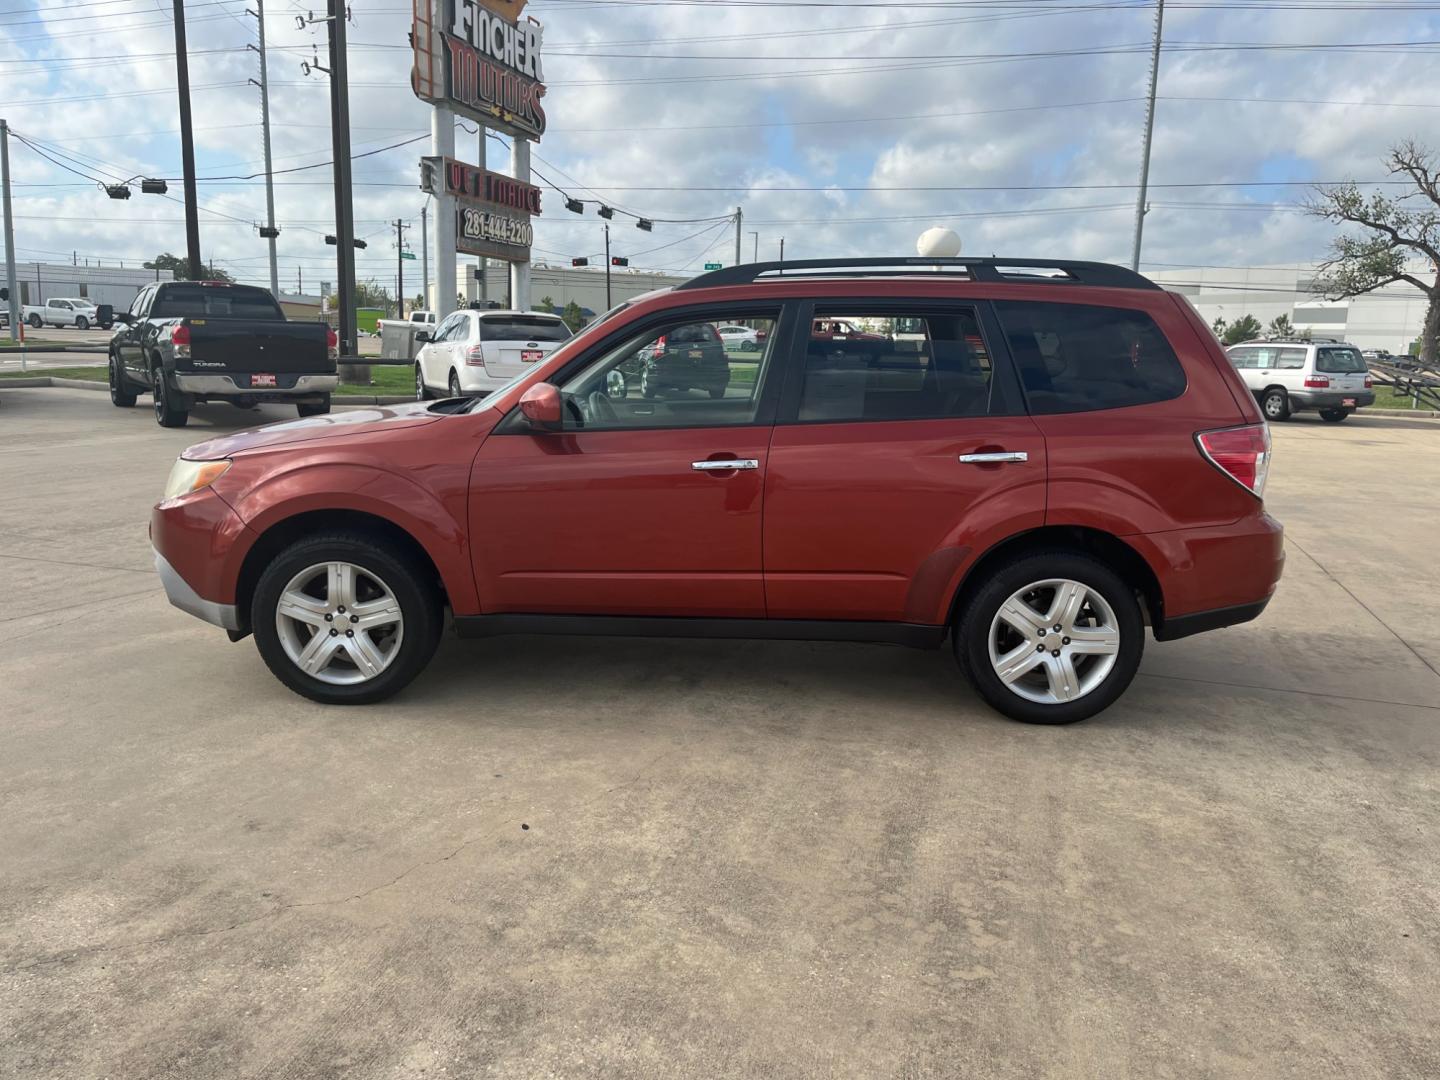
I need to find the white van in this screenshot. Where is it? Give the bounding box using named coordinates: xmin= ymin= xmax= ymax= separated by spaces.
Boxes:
xmin=1225 ymin=339 xmax=1375 ymax=423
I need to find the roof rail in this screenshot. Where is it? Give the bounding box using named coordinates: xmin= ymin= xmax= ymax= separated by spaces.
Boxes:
xmin=678 ymin=257 xmax=1160 ymax=292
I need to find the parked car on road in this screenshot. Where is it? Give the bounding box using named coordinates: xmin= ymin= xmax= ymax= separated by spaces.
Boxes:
xmin=1225 ymin=338 xmax=1375 ymax=422
xmin=715 ymin=323 xmax=764 ymax=351
xmin=110 ymin=280 xmax=337 ymax=427
xmin=151 ymin=257 xmax=1283 ymax=724
xmin=415 ymin=309 xmax=571 ymax=400
xmin=625 ymin=321 xmax=731 ymax=399
xmin=23 ymin=297 xmax=106 ymax=329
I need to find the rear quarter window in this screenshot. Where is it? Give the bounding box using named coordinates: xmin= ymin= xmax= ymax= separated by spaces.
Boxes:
xmin=993 ymin=300 xmax=1187 ymax=414
xmin=1316 ymin=347 xmax=1367 ymax=373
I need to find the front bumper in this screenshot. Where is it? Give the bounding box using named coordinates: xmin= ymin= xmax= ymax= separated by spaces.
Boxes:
xmin=172 ymin=373 xmax=339 ymax=396
xmin=155 ymin=548 xmax=240 ymax=631
xmin=1288 ymin=388 xmax=1374 ymax=409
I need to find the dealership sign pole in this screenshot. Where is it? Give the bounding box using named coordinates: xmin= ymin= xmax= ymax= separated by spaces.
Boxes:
xmin=413 ymin=0 xmax=546 ymax=316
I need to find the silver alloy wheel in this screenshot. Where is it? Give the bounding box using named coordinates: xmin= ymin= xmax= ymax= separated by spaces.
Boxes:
xmin=274 ymin=561 xmax=404 ymax=685
xmin=987 ymin=578 xmax=1121 ymax=705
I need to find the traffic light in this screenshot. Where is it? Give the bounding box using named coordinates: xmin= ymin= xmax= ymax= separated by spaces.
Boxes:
xmin=610 ymin=257 xmax=628 ymax=267
xmin=571 ymin=257 xmax=589 ymax=267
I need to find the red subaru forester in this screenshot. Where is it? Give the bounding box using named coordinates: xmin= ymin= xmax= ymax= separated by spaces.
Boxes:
xmin=151 ymin=258 xmax=1283 ymax=724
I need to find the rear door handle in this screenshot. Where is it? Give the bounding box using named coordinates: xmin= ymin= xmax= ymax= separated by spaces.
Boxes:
xmin=692 ymin=459 xmax=759 ymax=471
xmin=958 ymin=451 xmax=1028 ymax=464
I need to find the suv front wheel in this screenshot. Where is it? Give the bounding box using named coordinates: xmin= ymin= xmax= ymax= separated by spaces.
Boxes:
xmin=956 ymin=551 xmax=1144 ymax=724
xmin=251 ymin=531 xmax=442 ymax=705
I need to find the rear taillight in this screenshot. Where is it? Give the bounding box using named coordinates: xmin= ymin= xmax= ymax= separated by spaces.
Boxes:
xmin=326 ymin=326 xmax=338 ymax=359
xmin=654 ymin=335 xmax=666 ymax=351
xmin=1197 ymin=423 xmax=1271 ymax=498
xmin=171 ymin=323 xmax=191 ymax=358
xmin=1303 ymin=375 xmax=1329 ymax=388
xmin=465 ymin=345 xmax=485 ymax=366
xmin=1364 ymin=375 xmax=1373 ymax=388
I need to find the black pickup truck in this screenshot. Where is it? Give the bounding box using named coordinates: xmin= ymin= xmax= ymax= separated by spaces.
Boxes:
xmin=108 ymin=281 xmax=338 ymax=427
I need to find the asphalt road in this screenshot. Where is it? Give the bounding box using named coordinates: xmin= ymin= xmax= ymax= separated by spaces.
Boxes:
xmin=2 ymin=389 xmax=1438 ymax=1078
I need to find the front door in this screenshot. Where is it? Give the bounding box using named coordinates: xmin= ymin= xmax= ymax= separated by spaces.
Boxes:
xmin=468 ymin=304 xmax=788 ymax=617
xmin=763 ymin=301 xmax=1046 ymax=624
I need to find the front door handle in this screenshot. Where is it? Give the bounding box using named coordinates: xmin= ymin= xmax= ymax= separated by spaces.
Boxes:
xmin=692 ymin=459 xmax=759 ymax=471
xmin=958 ymin=451 xmax=1028 ymax=464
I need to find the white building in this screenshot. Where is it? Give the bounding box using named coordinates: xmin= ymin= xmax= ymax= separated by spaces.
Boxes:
xmin=1144 ymin=263 xmax=1432 ymax=354
xmin=10 ymin=262 xmax=175 ymax=312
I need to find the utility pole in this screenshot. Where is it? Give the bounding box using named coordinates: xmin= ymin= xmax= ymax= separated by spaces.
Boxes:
xmin=1131 ymin=0 xmax=1165 ymax=271
xmin=172 ymin=0 xmax=203 ymax=280
xmin=604 ymin=221 xmax=611 ymax=310
xmin=734 ymin=206 xmax=742 ymax=267
xmin=779 ymin=237 xmax=785 ymax=263
xmin=750 ymin=231 xmax=758 ymax=262
xmin=394 ymin=218 xmax=410 ymax=317
xmin=421 ymin=202 xmax=429 ymax=310
xmin=249 ymin=0 xmax=279 ymax=294
xmin=1 ymin=119 xmax=20 ymax=343
xmin=510 ymin=138 xmax=531 ymax=311
xmin=432 ymin=109 xmax=455 ymax=319
xmin=326 ymin=0 xmax=360 ymax=378
xmin=477 ymin=128 xmax=487 ymax=303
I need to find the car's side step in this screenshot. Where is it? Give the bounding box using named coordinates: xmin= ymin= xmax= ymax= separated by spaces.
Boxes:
xmin=452 ymin=614 xmax=947 ymax=650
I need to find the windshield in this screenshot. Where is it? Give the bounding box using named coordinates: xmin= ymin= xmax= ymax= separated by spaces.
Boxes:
xmin=479 ymin=316 xmax=571 ymax=342
xmin=152 ymin=285 xmax=284 ymax=320
xmin=1316 ymin=347 xmax=1367 ymax=373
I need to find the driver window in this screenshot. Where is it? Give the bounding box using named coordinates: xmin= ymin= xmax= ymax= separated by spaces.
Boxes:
xmin=557 ymin=311 xmax=779 ymax=431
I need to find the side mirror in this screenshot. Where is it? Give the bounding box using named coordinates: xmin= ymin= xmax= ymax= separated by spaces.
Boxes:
xmin=414 ymin=330 xmax=431 ymax=343
xmin=605 ymin=369 xmax=628 ymax=398
xmin=519 ymin=383 xmax=563 ymax=431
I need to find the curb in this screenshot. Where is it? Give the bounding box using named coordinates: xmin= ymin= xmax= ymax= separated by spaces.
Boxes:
xmin=2 ymin=376 xmax=414 ymax=407
xmin=1364 ymin=407 xmax=1440 ymax=419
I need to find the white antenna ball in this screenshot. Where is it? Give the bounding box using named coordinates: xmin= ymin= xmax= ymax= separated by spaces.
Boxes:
xmin=916 ymin=227 xmax=962 ymax=258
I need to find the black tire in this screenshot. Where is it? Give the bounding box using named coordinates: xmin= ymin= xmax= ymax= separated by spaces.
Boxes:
xmin=1261 ymin=388 xmax=1290 ymax=422
xmin=1319 ymin=407 xmax=1350 ymax=423
xmin=251 ymin=531 xmax=443 ymax=705
xmin=449 ymin=370 xmax=462 ymax=398
xmin=955 ymin=550 xmax=1144 ymax=725
xmin=76 ymin=316 xmax=89 ymax=330
xmin=640 ymin=367 xmax=658 ymax=399
xmin=297 ymin=393 xmax=331 ymax=418
xmin=415 ymin=364 xmax=431 ymax=401
xmin=708 ymin=385 xmax=727 ymax=399
xmin=108 ymin=354 xmax=137 ymax=407
xmin=27 ymin=313 xmax=41 ymax=328
xmin=152 ymin=365 xmax=189 ymax=428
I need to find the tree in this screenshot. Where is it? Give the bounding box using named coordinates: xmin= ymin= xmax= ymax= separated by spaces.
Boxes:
xmin=144 ymin=252 xmax=233 ymax=282
xmin=1307 ymin=139 xmax=1440 ymax=366
xmin=1267 ymin=313 xmax=1295 ymax=338
xmin=1222 ymin=314 xmax=1262 ymax=345
xmin=536 ymin=295 xmax=557 ymax=314
xmin=560 ymin=300 xmax=585 ymax=332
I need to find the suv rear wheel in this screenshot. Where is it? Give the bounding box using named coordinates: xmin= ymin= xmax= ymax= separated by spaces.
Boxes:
xmin=251 ymin=531 xmax=442 ymax=705
xmin=1261 ymin=388 xmax=1290 ymax=421
xmin=1319 ymin=407 xmax=1350 ymax=423
xmin=956 ymin=551 xmax=1143 ymax=724
xmin=297 ymin=394 xmax=331 ymax=418
xmin=152 ymin=365 xmax=189 ymax=428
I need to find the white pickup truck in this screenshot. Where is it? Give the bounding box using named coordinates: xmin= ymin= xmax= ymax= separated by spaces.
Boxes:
xmin=23 ymin=297 xmax=109 ymax=329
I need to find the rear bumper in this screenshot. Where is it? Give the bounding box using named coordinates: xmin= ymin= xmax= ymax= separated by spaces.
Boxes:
xmin=1288 ymin=388 xmax=1374 ymax=409
xmin=172 ymin=373 xmax=338 ymax=396
xmin=1128 ymin=511 xmax=1285 ymax=639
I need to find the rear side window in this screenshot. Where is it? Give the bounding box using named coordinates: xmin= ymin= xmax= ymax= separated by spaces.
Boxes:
xmin=478 ymin=316 xmax=571 ymax=343
xmin=994 ymin=301 xmax=1186 ymax=414
xmin=1316 ymin=346 xmax=1367 ymax=373
xmin=798 ymin=307 xmax=993 ymax=422
xmin=152 ymin=285 xmax=284 ymax=320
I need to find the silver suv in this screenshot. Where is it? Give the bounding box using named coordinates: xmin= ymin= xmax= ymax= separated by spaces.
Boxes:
xmin=1225 ymin=338 xmax=1375 ymax=423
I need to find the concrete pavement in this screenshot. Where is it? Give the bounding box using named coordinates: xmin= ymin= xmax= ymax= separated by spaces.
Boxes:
xmin=2 ymin=388 xmax=1438 ymax=1078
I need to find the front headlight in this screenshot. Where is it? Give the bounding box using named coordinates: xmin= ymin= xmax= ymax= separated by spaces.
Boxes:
xmin=162 ymin=457 xmax=231 ymax=500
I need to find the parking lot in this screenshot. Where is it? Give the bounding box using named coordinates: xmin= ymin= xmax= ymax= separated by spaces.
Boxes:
xmin=2 ymin=387 xmax=1438 ymax=1077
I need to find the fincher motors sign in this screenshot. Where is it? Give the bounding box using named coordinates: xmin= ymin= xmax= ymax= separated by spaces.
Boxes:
xmin=412 ymin=0 xmax=546 ymax=141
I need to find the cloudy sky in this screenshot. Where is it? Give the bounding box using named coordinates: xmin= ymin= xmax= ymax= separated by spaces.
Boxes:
xmin=1 ymin=0 xmax=1437 ymax=294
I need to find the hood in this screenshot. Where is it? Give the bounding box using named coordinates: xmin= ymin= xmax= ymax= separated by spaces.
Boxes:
xmin=183 ymin=402 xmax=442 ymax=460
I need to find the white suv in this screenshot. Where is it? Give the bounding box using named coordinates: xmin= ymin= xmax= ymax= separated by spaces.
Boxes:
xmin=415 ymin=309 xmax=571 ymax=400
xmin=1225 ymin=338 xmax=1375 ymax=423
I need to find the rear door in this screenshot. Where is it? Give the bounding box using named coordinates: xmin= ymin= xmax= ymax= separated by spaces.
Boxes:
xmin=1316 ymin=344 xmax=1369 ymax=399
xmin=478 ymin=313 xmax=571 ymax=382
xmin=763 ymin=300 xmax=1046 ymax=624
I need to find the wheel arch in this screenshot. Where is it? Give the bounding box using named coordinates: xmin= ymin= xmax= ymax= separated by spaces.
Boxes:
xmin=233 ymin=508 xmax=450 ymax=635
xmin=945 ymin=525 xmax=1165 ymax=632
